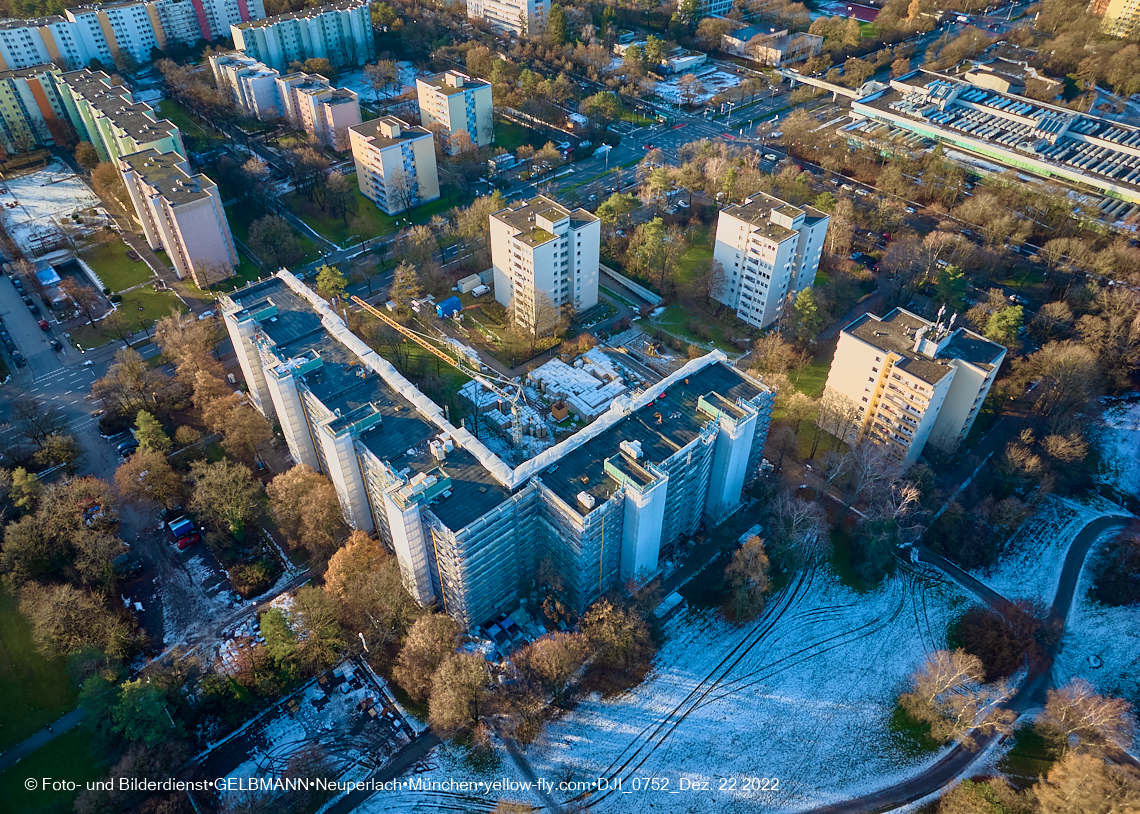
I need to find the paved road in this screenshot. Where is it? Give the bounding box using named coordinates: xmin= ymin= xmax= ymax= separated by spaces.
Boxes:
xmin=805 ymin=512 xmax=1132 ymax=814
xmin=322 ymin=731 xmax=442 ymax=814
xmin=0 ymin=708 xmax=85 ymax=773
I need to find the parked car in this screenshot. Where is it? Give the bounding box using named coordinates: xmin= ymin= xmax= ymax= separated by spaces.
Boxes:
xmin=22 ymin=295 xmax=33 ymax=307
xmin=37 ymin=319 xmax=49 ymax=330
xmin=12 ymin=278 xmax=24 ymax=292
xmin=11 ymin=350 xmax=26 ymax=366
xmin=1 ymin=331 xmax=14 ymax=349
xmin=175 ymin=532 xmax=202 ymax=550
xmin=117 ymin=439 xmax=139 ymax=459
xmin=49 ymin=339 xmax=62 ymax=351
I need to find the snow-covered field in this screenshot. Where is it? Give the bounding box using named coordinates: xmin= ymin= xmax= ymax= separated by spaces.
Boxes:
xmin=654 ymin=71 xmax=740 ymax=106
xmin=1098 ymin=397 xmax=1140 ymax=499
xmin=968 ymin=494 xmax=1131 ymax=606
xmin=334 ymin=61 xmax=419 ymax=105
xmin=363 ymin=564 xmax=971 ymax=813
xmin=0 ymin=161 xmax=105 ymax=255
xmin=1052 ymin=537 xmax=1140 ymax=707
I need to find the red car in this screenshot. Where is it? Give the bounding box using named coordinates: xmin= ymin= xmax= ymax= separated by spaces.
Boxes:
xmin=176 ymin=532 xmax=201 ymax=550
xmin=37 ymin=319 xmax=49 ymax=330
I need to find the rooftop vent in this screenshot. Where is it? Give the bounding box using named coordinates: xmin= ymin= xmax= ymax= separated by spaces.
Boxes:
xmin=577 ymin=491 xmax=595 ymax=510
xmin=620 ymin=439 xmax=643 ymax=459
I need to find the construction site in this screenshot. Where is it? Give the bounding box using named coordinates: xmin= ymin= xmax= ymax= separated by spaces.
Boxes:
xmin=220 ymin=271 xmax=776 ymax=631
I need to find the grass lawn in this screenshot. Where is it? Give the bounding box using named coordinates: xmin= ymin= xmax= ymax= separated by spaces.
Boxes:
xmin=281 ymin=181 xmax=474 ymax=246
xmin=0 ymin=728 xmax=107 ymax=814
xmin=858 ymin=21 xmax=878 ymax=38
xmin=69 ymin=286 xmax=187 ymax=350
xmin=0 ymin=587 xmax=77 ymax=752
xmin=620 ymin=110 xmax=656 ymax=125
xmin=650 ymin=304 xmax=740 ymax=354
xmin=494 ymin=118 xmax=549 ymax=153
xmin=156 ymin=99 xmax=222 ymax=144
xmin=999 ymin=726 xmax=1059 ymax=788
xmin=791 ymin=337 xmax=836 ymax=398
xmin=676 ymin=229 xmax=714 ymax=286
xmin=225 ymin=205 xmax=321 ymax=267
xmin=80 ymin=241 xmax=153 ymax=293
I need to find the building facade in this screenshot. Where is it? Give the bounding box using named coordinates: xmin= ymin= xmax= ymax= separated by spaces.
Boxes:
xmin=221 ymin=270 xmax=774 ymax=629
xmin=276 ymin=72 xmax=359 ymax=150
xmin=209 ymin=51 xmax=281 ymax=117
xmin=231 ymin=0 xmax=373 ymax=72
xmin=1101 ymin=0 xmax=1140 ymax=38
xmin=0 ymin=0 xmax=264 ymax=73
xmin=416 ymin=71 xmax=492 ymax=153
xmin=490 ymin=196 xmax=600 ymax=329
xmin=466 ymin=0 xmax=547 ymax=36
xmin=119 ymin=148 xmax=237 ymax=287
xmin=348 ymin=116 xmax=439 ymax=215
xmin=721 ymin=26 xmax=823 ymax=66
xmin=823 ymin=308 xmax=1006 ymax=468
xmin=711 ymin=192 xmax=829 ymax=330
xmin=55 ymin=68 xmax=184 ymax=162
xmin=0 ymin=64 xmax=68 ymax=152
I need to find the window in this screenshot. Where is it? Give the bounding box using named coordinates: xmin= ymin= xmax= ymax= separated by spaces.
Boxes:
xmin=868 ymin=376 xmax=875 ymax=382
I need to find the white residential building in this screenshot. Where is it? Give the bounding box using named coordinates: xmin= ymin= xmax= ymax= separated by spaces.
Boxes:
xmin=0 ymin=0 xmax=264 ymax=72
xmin=119 ymin=148 xmax=237 ymax=288
xmin=209 ymin=51 xmax=281 ymax=117
xmin=231 ymin=0 xmax=373 ymax=72
xmin=823 ymin=308 xmax=1006 ymax=468
xmin=490 ymin=196 xmax=600 ymax=329
xmin=416 ymin=71 xmax=492 ymax=153
xmin=711 ymin=192 xmax=830 ymax=330
xmin=348 ymin=116 xmax=439 ymax=215
xmin=466 ymin=0 xmax=547 ymax=36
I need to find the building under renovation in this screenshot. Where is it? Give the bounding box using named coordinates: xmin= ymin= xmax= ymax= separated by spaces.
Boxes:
xmin=221 ymin=272 xmax=774 ymax=628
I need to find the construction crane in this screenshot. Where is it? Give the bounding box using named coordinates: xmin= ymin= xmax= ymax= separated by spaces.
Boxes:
xmin=349 ymin=295 xmax=527 ymax=450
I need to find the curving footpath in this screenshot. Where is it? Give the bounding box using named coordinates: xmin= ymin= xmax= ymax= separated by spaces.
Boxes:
xmin=803 ymin=513 xmax=1131 ymax=814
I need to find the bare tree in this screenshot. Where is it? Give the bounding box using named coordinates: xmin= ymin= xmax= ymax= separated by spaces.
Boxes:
xmin=899 ymin=649 xmax=1017 ymax=750
xmin=60 ymin=278 xmax=103 ymax=326
xmin=1037 ymin=679 xmax=1138 ymax=755
xmin=812 ymin=387 xmax=861 ymax=457
xmin=766 ymin=490 xmax=830 ymax=565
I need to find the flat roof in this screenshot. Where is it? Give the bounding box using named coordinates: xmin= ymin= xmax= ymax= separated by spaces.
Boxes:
xmin=121 ymin=148 xmax=215 ymax=205
xmin=937 ymin=331 xmax=1004 ymax=370
xmin=846 ymin=309 xmax=954 ymax=385
xmin=235 ymin=0 xmax=365 ymax=28
xmin=59 ymin=70 xmax=179 ymax=144
xmin=722 ymin=197 xmax=798 ymax=243
xmin=226 ymin=279 xmax=512 ymax=531
xmin=541 ymin=362 xmax=766 ymax=514
xmin=418 ymin=71 xmax=490 ymax=96
xmin=349 ymin=116 xmax=430 ymax=148
xmin=0 ymin=64 xmax=59 ymax=81
xmin=493 ymin=196 xmax=598 ymax=247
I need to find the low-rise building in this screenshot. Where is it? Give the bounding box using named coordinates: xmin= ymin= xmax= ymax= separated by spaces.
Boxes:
xmin=823 ymin=308 xmax=1006 ymax=468
xmin=119 ymin=148 xmax=237 ymax=288
xmin=231 ymin=0 xmax=373 ymax=72
xmin=221 ymin=270 xmax=774 ymax=628
xmin=711 ymin=192 xmax=829 ymax=330
xmin=962 ymin=58 xmax=1061 ymax=97
xmin=55 ymin=68 xmax=183 ymax=163
xmin=722 ymin=26 xmax=823 ymax=66
xmin=490 ymin=196 xmax=600 ymax=329
xmin=348 ymin=116 xmax=439 ymax=215
xmin=416 ymin=71 xmax=493 ymax=153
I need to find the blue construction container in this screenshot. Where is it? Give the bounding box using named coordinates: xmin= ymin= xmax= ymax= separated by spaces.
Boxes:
xmin=436 ymin=296 xmax=462 ymax=318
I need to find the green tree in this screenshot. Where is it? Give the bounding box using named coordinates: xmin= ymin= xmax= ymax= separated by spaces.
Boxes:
xmin=936 ymin=264 xmax=967 ymax=309
xmin=581 ymin=91 xmax=621 ymax=125
xmin=187 ymin=459 xmax=264 ymax=539
xmin=111 ymin=678 xmax=175 ymax=744
xmin=9 ymin=466 xmax=42 ymax=510
xmin=33 ymin=434 xmax=82 ymax=475
xmin=315 ymin=263 xmax=347 ymax=302
xmin=546 ymin=4 xmax=568 ymax=46
xmin=985 ymin=306 xmax=1024 ymax=347
xmin=792 ymin=288 xmax=823 ymax=343
xmin=644 ymin=35 xmax=666 ymax=66
xmin=261 ymin=607 xmax=299 ymax=672
xmin=623 ymin=44 xmax=645 ymax=73
xmin=134 ymin=410 xmax=172 ymax=453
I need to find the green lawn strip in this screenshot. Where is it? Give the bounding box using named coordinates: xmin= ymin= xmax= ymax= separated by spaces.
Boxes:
xmin=0 ymin=728 xmax=107 ymax=814
xmin=156 ymin=99 xmax=221 ymax=143
xmin=998 ymin=726 xmax=1059 ymax=787
xmin=675 ymin=230 xmax=714 ymax=286
xmin=225 ymin=205 xmax=321 ymax=266
xmin=599 ymin=285 xmax=634 ymax=308
xmin=280 ymin=181 xmax=473 ymax=246
xmin=886 ymin=702 xmax=941 ymax=758
xmin=80 ymin=241 xmax=153 ymax=293
xmin=858 ymin=21 xmax=878 ymax=38
xmin=0 ymin=587 xmax=77 ymax=752
xmin=649 ymin=304 xmax=739 ymax=354
xmin=68 ymin=287 xmax=187 ymax=350
xmin=792 ymin=338 xmax=836 ymax=398
xmin=494 ymin=119 xmax=550 ymax=153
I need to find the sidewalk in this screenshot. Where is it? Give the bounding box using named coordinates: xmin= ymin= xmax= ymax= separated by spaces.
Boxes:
xmin=0 ymin=708 xmax=85 ymax=774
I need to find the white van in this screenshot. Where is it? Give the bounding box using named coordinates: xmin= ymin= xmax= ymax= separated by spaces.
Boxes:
xmin=471 ymin=284 xmax=491 ymax=297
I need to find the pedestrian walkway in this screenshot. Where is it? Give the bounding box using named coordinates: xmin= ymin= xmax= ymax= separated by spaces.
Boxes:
xmin=0 ymin=708 xmax=85 ymax=774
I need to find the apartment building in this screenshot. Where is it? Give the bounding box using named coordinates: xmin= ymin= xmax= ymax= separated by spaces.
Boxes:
xmin=119 ymin=148 xmax=237 ymax=288
xmin=231 ymin=0 xmax=373 ymax=72
xmin=0 ymin=0 xmax=264 ymax=73
xmin=221 ymin=270 xmax=774 ymax=628
xmin=1101 ymin=0 xmax=1140 ymax=37
xmin=276 ymin=72 xmax=359 ymax=150
xmin=466 ymin=0 xmax=547 ymax=35
xmin=209 ymin=51 xmax=280 ymax=118
xmin=55 ymin=68 xmax=183 ymax=163
xmin=490 ymin=196 xmax=600 ymax=330
xmin=0 ymin=64 xmax=68 ymax=152
xmin=823 ymin=308 xmax=1006 ymax=468
xmin=710 ymin=192 xmax=830 ymax=330
xmin=348 ymin=116 xmax=439 ymax=215
xmin=721 ymin=26 xmax=823 ymax=66
xmin=416 ymin=71 xmax=492 ymax=153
